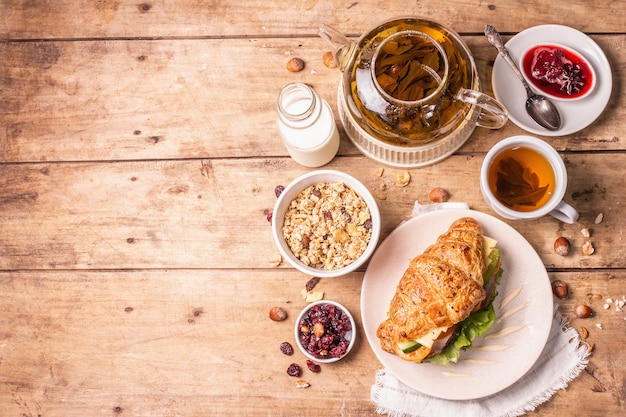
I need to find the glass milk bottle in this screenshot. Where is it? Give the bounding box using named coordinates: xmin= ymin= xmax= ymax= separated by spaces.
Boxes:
xmin=276 ymin=82 xmax=340 ymax=167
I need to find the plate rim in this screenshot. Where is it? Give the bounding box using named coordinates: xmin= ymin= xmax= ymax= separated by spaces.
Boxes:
xmin=492 ymin=24 xmax=612 ymax=136
xmin=360 ymin=209 xmax=553 ymax=400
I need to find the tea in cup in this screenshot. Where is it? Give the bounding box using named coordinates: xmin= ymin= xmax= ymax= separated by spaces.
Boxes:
xmin=480 ymin=135 xmax=579 ymax=223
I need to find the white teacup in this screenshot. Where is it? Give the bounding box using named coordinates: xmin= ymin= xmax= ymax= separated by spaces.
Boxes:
xmin=480 ymin=135 xmax=579 ymax=224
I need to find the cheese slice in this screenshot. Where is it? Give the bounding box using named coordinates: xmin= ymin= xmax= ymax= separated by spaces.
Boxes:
xmin=483 ymin=236 xmax=498 ymax=266
xmin=414 ymin=327 xmax=447 ymax=349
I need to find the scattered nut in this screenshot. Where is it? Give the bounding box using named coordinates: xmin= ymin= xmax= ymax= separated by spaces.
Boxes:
xmin=574 ymin=304 xmax=593 ymax=318
xmin=313 ymin=322 xmax=325 ymax=338
xmin=428 ymin=187 xmax=450 ymax=203
xmin=553 ymin=237 xmax=571 ymax=256
xmin=594 ymin=212 xmax=604 ymax=224
xmin=395 ymin=171 xmax=411 ymax=187
xmin=582 ymin=240 xmax=595 ymax=256
xmin=301 ymin=288 xmax=324 ymax=302
xmin=373 ymin=167 xmax=384 ymax=177
xmin=374 ymin=183 xmax=387 ymax=200
xmin=269 ymin=306 xmax=288 ymax=321
xmin=286 ymin=57 xmax=305 ymax=72
xmin=580 ymin=227 xmax=591 ymax=238
xmin=595 ymin=323 xmax=603 ymax=330
xmin=322 ymin=51 xmax=337 ymax=68
xmin=296 ymin=379 xmax=311 ymax=388
xmin=578 ymin=326 xmax=589 ymax=339
xmin=551 ymin=280 xmax=569 ymax=299
xmin=268 ymin=254 xmax=283 ymax=268
xmin=587 ymin=343 xmax=595 ymax=353
xmin=592 ymin=293 xmax=603 ymax=300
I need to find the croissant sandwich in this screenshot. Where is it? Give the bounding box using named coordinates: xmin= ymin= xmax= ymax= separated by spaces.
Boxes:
xmin=376 ymin=217 xmax=502 ymax=365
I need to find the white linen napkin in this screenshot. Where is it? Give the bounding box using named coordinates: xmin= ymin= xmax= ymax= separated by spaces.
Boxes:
xmin=371 ymin=201 xmax=591 ymax=417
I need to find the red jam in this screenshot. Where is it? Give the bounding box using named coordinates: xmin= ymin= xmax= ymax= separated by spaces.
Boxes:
xmin=522 ymin=45 xmax=593 ymax=99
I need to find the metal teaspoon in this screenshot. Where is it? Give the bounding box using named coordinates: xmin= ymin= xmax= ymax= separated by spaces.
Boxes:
xmin=484 ymin=25 xmax=562 ymax=131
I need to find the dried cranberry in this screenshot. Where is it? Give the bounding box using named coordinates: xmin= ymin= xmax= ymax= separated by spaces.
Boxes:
xmin=266 ymin=212 xmax=272 ymax=223
xmin=340 ymin=207 xmax=351 ymax=223
xmin=286 ymin=363 xmax=302 ymax=377
xmin=362 ymin=219 xmax=372 ymax=230
xmin=306 ymin=360 xmax=321 ymax=373
xmin=280 ymin=342 xmax=294 ymax=356
xmin=274 ymin=185 xmax=285 ymax=198
xmin=305 ymin=276 xmax=321 ymax=292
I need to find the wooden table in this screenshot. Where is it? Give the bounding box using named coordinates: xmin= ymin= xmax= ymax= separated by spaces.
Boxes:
xmin=1 ymin=1 xmax=624 ymax=415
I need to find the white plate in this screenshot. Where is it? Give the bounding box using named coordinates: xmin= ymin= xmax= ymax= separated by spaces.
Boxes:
xmin=492 ymin=25 xmax=612 ymax=136
xmin=361 ymin=209 xmax=553 ymax=400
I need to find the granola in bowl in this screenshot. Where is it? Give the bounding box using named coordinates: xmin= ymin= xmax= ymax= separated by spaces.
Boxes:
xmin=282 ymin=182 xmax=373 ymax=270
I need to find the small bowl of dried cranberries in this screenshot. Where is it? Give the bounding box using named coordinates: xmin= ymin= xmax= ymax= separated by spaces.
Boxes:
xmin=519 ymin=43 xmax=596 ymax=101
xmin=294 ymin=300 xmax=356 ymax=363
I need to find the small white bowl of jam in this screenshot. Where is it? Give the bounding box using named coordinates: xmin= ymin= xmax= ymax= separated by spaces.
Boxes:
xmin=519 ymin=43 xmax=596 ymax=101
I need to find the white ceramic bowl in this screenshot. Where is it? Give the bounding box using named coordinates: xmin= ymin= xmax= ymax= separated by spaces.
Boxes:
xmin=271 ymin=170 xmax=381 ymax=278
xmin=294 ymin=300 xmax=356 ymax=363
xmin=519 ymin=42 xmax=596 ymax=101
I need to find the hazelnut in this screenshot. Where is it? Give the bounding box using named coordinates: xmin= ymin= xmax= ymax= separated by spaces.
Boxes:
xmin=313 ymin=322 xmax=325 ymax=338
xmin=551 ymin=280 xmax=569 ymax=299
xmin=428 ymin=187 xmax=450 ymax=203
xmin=269 ymin=306 xmax=288 ymax=321
xmin=574 ymin=304 xmax=593 ymax=318
xmin=553 ymin=237 xmax=571 ymax=256
xmin=286 ymin=57 xmax=305 ymax=72
xmin=322 ymin=51 xmax=337 ymax=68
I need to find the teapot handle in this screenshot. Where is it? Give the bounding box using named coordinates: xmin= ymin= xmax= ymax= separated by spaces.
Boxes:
xmin=456 ymin=88 xmax=509 ymax=129
xmin=318 ymin=24 xmax=358 ymax=72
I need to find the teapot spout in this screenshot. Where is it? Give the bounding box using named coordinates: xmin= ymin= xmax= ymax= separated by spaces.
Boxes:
xmin=318 ymin=24 xmax=357 ymax=72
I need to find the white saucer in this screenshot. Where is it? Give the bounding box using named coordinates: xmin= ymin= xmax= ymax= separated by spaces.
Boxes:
xmin=492 ymin=25 xmax=612 ymax=136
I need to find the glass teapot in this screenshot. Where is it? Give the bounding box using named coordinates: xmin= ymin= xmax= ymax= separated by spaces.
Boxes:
xmin=319 ymin=17 xmax=508 ymax=166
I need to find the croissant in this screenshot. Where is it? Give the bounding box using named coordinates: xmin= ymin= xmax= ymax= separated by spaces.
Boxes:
xmin=376 ymin=217 xmax=487 ymax=361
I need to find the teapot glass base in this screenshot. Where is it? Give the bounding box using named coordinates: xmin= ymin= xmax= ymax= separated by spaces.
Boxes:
xmin=337 ymin=83 xmax=477 ymax=168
